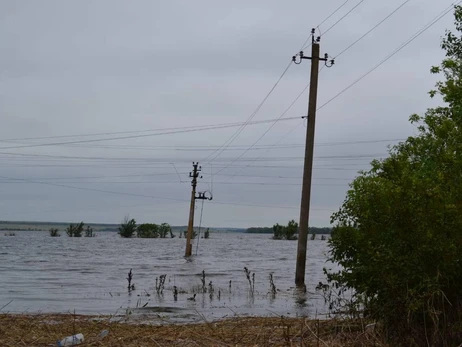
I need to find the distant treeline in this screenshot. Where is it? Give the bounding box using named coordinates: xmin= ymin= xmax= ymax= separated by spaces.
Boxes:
xmin=246 ymin=226 xmax=332 ymax=234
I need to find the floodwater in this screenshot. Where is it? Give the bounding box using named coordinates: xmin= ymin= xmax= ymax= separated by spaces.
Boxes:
xmin=0 ymin=231 xmax=333 ymax=322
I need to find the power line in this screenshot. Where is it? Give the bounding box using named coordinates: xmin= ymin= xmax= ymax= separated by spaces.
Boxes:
xmin=212 ymin=70 xmax=322 ymax=176
xmin=202 ymin=61 xmax=293 ymax=163
xmin=334 ymin=0 xmax=411 ymax=58
xmin=317 ymin=0 xmax=462 ymax=112
xmin=0 ymin=116 xmax=300 ymax=150
xmin=3 ymin=136 xmax=403 ymax=152
xmin=0 ymin=175 xmax=335 ymax=211
xmin=303 ymin=0 xmax=366 ymax=49
xmin=0 ymin=153 xmax=385 ymax=162
xmin=299 ymin=0 xmax=351 ymax=50
xmin=0 ymin=180 xmax=352 ymax=185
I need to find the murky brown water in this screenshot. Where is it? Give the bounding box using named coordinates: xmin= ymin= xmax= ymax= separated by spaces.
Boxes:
xmin=0 ymin=231 xmax=332 ymax=322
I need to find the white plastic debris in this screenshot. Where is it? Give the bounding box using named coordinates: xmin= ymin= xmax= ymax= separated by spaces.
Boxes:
xmin=56 ymin=333 xmax=84 ymax=346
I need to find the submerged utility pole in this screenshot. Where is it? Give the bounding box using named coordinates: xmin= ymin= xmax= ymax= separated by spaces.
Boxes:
xmin=185 ymin=162 xmax=201 ymax=257
xmin=293 ymin=29 xmax=334 ymax=287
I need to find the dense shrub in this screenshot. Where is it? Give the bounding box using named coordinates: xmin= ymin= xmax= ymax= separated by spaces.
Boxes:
xmin=272 ymin=220 xmax=298 ymax=240
xmin=326 ymin=7 xmax=462 ymax=345
xmin=118 ymin=217 xmax=137 ymax=238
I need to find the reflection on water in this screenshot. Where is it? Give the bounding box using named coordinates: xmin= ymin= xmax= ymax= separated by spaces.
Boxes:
xmin=0 ymin=231 xmax=332 ymax=322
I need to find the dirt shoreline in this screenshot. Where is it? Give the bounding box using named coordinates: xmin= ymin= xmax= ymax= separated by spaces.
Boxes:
xmin=0 ymin=313 xmax=386 ymax=346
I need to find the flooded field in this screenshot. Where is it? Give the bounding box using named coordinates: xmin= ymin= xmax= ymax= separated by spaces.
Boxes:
xmin=0 ymin=231 xmax=333 ymax=322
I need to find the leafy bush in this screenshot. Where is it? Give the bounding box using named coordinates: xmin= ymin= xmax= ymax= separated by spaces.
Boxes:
xmin=158 ymin=223 xmax=172 ymax=238
xmin=137 ymin=223 xmax=159 ymax=238
xmin=272 ymin=220 xmax=298 ymax=240
xmin=326 ymin=8 xmax=462 ymax=345
xmin=66 ymin=222 xmax=84 ymax=237
xmin=49 ymin=228 xmax=60 ymax=237
xmin=118 ymin=217 xmax=137 ymax=238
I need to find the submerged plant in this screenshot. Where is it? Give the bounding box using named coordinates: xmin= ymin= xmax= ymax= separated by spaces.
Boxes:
xmin=173 ymin=286 xmax=178 ymax=301
xmin=201 ymin=270 xmax=206 ymax=293
xmin=127 ymin=269 xmax=135 ymax=292
xmin=156 ymin=274 xmax=167 ymax=294
xmin=49 ymin=228 xmax=60 ymax=237
xmin=244 ymin=267 xmax=255 ymax=294
xmin=269 ymin=274 xmax=277 ymax=296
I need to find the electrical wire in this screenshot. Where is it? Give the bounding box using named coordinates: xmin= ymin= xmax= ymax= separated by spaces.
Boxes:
xmin=202 ymin=60 xmax=293 ymax=163
xmin=299 ymin=0 xmax=351 ymax=51
xmin=317 ymin=0 xmax=462 ymax=112
xmin=0 ymin=174 xmax=335 ymax=211
xmin=0 ymin=116 xmax=301 ymax=150
xmin=303 ymin=0 xmax=366 ymax=49
xmin=334 ymin=0 xmax=411 ymax=59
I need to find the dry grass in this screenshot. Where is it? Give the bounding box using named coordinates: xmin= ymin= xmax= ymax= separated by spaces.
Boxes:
xmin=0 ymin=313 xmax=389 ymax=346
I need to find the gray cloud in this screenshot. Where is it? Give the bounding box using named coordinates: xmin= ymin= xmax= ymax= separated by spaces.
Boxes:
xmin=0 ymin=0 xmax=455 ymax=227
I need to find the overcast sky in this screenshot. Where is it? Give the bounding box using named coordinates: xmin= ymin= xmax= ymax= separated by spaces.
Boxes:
xmin=0 ymin=0 xmax=455 ymax=228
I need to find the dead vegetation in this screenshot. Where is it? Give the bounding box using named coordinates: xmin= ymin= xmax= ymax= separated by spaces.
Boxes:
xmin=0 ymin=313 xmax=388 ymax=346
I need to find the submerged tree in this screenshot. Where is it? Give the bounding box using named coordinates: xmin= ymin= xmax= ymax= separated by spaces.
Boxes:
xmin=49 ymin=228 xmax=60 ymax=237
xmin=118 ymin=217 xmax=137 ymax=238
xmin=66 ymin=222 xmax=84 ymax=237
xmin=137 ymin=223 xmax=159 ymax=238
xmin=326 ymin=6 xmax=462 ymax=345
xmin=272 ymin=220 xmax=298 ymax=240
xmin=158 ymin=223 xmax=171 ymax=238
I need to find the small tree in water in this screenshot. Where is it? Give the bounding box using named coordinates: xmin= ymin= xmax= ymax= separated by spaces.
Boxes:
xmin=49 ymin=228 xmax=60 ymax=237
xmin=66 ymin=222 xmax=84 ymax=237
xmin=137 ymin=223 xmax=159 ymax=238
xmin=158 ymin=223 xmax=171 ymax=238
xmin=118 ymin=217 xmax=137 ymax=238
xmin=272 ymin=220 xmax=298 ymax=240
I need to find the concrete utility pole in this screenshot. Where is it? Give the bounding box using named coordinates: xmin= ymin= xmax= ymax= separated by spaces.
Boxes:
xmin=185 ymin=162 xmax=201 ymax=257
xmin=293 ymin=29 xmax=334 ymax=287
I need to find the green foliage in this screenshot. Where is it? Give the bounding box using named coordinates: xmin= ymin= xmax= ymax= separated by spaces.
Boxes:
xmin=49 ymin=228 xmax=60 ymax=237
xmin=272 ymin=220 xmax=298 ymax=240
xmin=136 ymin=222 xmax=172 ymax=238
xmin=118 ymin=217 xmax=137 ymax=238
xmin=159 ymin=223 xmax=172 ymax=238
xmin=326 ymin=7 xmax=462 ymax=345
xmin=137 ymin=223 xmax=159 ymax=238
xmin=66 ymin=222 xmax=84 ymax=237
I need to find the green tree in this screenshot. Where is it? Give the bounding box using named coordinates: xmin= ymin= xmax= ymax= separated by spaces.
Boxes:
xmin=272 ymin=223 xmax=284 ymax=240
xmin=137 ymin=223 xmax=159 ymax=238
xmin=326 ymin=7 xmax=462 ymax=345
xmin=118 ymin=217 xmax=137 ymax=238
xmin=284 ymin=220 xmax=298 ymax=240
xmin=158 ymin=223 xmax=171 ymax=238
xmin=272 ymin=220 xmax=298 ymax=240
xmin=66 ymin=222 xmax=84 ymax=237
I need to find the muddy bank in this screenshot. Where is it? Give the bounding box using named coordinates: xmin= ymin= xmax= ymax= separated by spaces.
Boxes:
xmin=0 ymin=313 xmax=385 ymax=346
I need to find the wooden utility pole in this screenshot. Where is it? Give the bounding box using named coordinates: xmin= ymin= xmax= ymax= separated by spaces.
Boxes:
xmin=293 ymin=30 xmax=334 ymax=287
xmin=185 ymin=162 xmax=201 ymax=257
